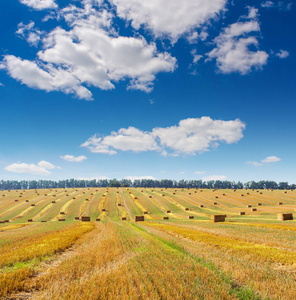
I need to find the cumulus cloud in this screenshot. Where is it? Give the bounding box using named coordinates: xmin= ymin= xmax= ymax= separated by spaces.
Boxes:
xmin=261 ymin=156 xmax=281 ymax=163
xmin=202 ymin=175 xmax=227 ymax=181
xmin=81 ymin=117 xmax=246 ymax=156
xmin=261 ymin=1 xmax=274 ymax=8
xmin=16 ymin=22 xmax=44 ymax=47
xmin=4 ymin=160 xmax=58 ymax=175
xmin=110 ymin=0 xmax=226 ymax=41
xmin=125 ymin=176 xmax=156 ymax=181
xmin=247 ymin=155 xmax=281 ymax=166
xmin=276 ymin=50 xmax=289 ymax=59
xmin=207 ymin=7 xmax=269 ymax=74
xmin=246 ymin=161 xmax=263 ymax=167
xmin=2 ymin=2 xmax=176 ymax=99
xmin=19 ymin=0 xmax=57 ymax=10
xmin=60 ymin=155 xmax=87 ymax=162
xmin=261 ymin=1 xmax=293 ymax=10
xmin=194 ymin=171 xmax=205 ymax=175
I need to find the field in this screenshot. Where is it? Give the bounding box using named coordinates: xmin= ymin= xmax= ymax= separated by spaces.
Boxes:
xmin=0 ymin=187 xmax=296 ymax=299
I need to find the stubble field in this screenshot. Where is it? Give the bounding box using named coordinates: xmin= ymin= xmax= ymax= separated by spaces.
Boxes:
xmin=0 ymin=187 xmax=296 ymax=299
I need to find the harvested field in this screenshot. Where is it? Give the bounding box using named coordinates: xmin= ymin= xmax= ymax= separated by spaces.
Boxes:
xmin=0 ymin=188 xmax=296 ymax=299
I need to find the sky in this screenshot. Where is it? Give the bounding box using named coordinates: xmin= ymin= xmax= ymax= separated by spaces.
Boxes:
xmin=0 ymin=0 xmax=295 ymax=183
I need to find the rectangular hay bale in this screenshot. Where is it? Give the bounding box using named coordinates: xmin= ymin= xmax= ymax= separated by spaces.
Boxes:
xmin=81 ymin=216 xmax=90 ymax=222
xmin=211 ymin=215 xmax=225 ymax=222
xmin=135 ymin=216 xmax=144 ymax=222
xmin=278 ymin=213 xmax=293 ymax=221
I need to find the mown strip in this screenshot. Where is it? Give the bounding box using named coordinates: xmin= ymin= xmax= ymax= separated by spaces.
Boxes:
xmin=146 ymin=223 xmax=296 ymax=265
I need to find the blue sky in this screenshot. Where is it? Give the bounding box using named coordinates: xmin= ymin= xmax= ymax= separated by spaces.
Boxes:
xmin=0 ymin=0 xmax=295 ymax=183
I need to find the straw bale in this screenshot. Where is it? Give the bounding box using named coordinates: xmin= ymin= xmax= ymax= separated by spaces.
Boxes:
xmin=240 ymin=212 xmax=245 ymax=215
xmin=278 ymin=213 xmax=293 ymax=221
xmin=81 ymin=216 xmax=90 ymax=222
xmin=211 ymin=215 xmax=225 ymax=222
xmin=163 ymin=217 xmax=169 ymax=220
xmin=189 ymin=216 xmax=194 ymax=219
xmin=135 ymin=216 xmax=144 ymax=222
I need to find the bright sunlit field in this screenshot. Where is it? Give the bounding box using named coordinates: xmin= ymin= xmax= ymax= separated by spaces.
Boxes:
xmin=0 ymin=187 xmax=296 ymax=299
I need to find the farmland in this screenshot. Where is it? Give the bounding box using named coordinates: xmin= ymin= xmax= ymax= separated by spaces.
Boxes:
xmin=0 ymin=188 xmax=296 ymax=299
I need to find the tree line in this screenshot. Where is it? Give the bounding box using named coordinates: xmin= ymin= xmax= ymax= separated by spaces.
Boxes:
xmin=0 ymin=179 xmax=294 ymax=190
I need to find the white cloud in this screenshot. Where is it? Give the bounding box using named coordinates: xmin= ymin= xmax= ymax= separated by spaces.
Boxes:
xmin=207 ymin=7 xmax=269 ymax=74
xmin=60 ymin=155 xmax=87 ymax=162
xmin=261 ymin=1 xmax=293 ymax=10
xmin=4 ymin=160 xmax=58 ymax=175
xmin=125 ymin=176 xmax=156 ymax=181
xmin=276 ymin=50 xmax=289 ymax=59
xmin=16 ymin=22 xmax=44 ymax=47
xmin=20 ymin=0 xmax=57 ymax=10
xmin=261 ymin=156 xmax=281 ymax=163
xmin=2 ymin=2 xmax=176 ymax=100
xmin=202 ymin=175 xmax=227 ymax=181
xmin=194 ymin=171 xmax=205 ymax=175
xmin=0 ymin=83 xmax=3 ymax=86
xmin=110 ymin=0 xmax=227 ymax=41
xmin=246 ymin=155 xmax=281 ymax=166
xmin=246 ymin=161 xmax=263 ymax=167
xmin=82 ymin=117 xmax=246 ymax=156
xmin=261 ymin=1 xmax=274 ymax=8
xmin=81 ymin=127 xmax=160 ymax=154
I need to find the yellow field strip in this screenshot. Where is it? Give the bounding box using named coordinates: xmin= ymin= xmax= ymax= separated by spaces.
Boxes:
xmin=116 ymin=192 xmax=127 ymax=219
xmin=130 ymin=194 xmax=153 ymax=219
xmin=146 ymin=223 xmax=296 ymax=265
xmin=0 ymin=223 xmax=29 ymax=231
xmin=0 ymin=202 xmax=26 ymax=218
xmin=32 ymin=203 xmax=55 ymax=221
xmin=12 ymin=206 xmax=34 ymax=220
xmin=225 ymin=222 xmax=296 ymax=232
xmin=52 ymin=198 xmax=77 ymax=221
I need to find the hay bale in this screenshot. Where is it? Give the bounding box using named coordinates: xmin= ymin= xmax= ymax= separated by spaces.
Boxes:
xmin=15 ymin=199 xmax=18 ymax=202
xmin=121 ymin=217 xmax=127 ymax=221
xmin=223 ymin=194 xmax=226 ymax=196
xmin=173 ymin=193 xmax=176 ymax=195
xmin=284 ymin=191 xmax=287 ymax=194
xmin=0 ymin=221 xmax=5 ymax=224
xmin=73 ymin=197 xmax=76 ymax=199
xmin=163 ymin=217 xmax=169 ymax=220
xmin=200 ymin=205 xmax=204 ymax=208
xmin=189 ymin=193 xmax=191 ymax=195
xmin=240 ymin=212 xmax=245 ymax=215
xmin=75 ymin=217 xmax=80 ymax=220
xmin=241 ymin=194 xmax=244 ymax=196
xmin=144 ymin=211 xmax=149 ymax=214
xmin=149 ymin=196 xmax=152 ymax=198
xmin=60 ymin=212 xmax=65 ymax=215
xmin=41 ymin=220 xmax=47 ymax=222
xmin=162 ymin=194 xmax=165 ymax=197
xmin=85 ymin=199 xmax=89 ymax=201
xmin=27 ymin=219 xmax=33 ymax=222
xmin=251 ymin=208 xmax=257 ymax=211
xmin=31 ymin=204 xmax=35 ymax=206
xmin=66 ymin=194 xmax=69 ymax=196
xmin=81 ymin=216 xmax=90 ymax=222
xmin=167 ymin=210 xmax=171 ymax=213
xmin=53 ymin=195 xmax=56 ymax=197
xmin=278 ymin=213 xmax=293 ymax=221
xmin=247 ymin=193 xmax=250 ymax=195
xmin=58 ymin=219 xmax=65 ymax=221
xmin=278 ymin=202 xmax=283 ymax=205
xmin=52 ymin=201 xmax=56 ymax=203
xmin=44 ymin=194 xmax=47 ymax=196
xmin=215 ymin=196 xmax=218 ymax=199
xmin=260 ymin=192 xmax=262 ymax=194
xmin=26 ymin=200 xmax=29 ymax=202
xmin=102 ymin=208 xmax=106 ymax=212
xmin=185 ymin=208 xmax=189 ymax=211
xmin=4 ymin=220 xmax=9 ymax=223
xmin=257 ymin=203 xmax=262 ymax=206
xmin=118 ymin=203 xmax=122 ymax=206
xmin=134 ymin=197 xmax=138 ymax=199
xmin=247 ymin=205 xmax=252 ymax=208
xmin=213 ymin=202 xmax=218 ymax=205
xmin=135 ymin=216 xmax=144 ymax=222
xmin=188 ymin=216 xmax=194 ymax=219
xmin=19 ymin=196 xmax=22 ymax=198
xmin=96 ymin=218 xmax=100 ymax=221
xmin=211 ymin=215 xmax=226 ymax=222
